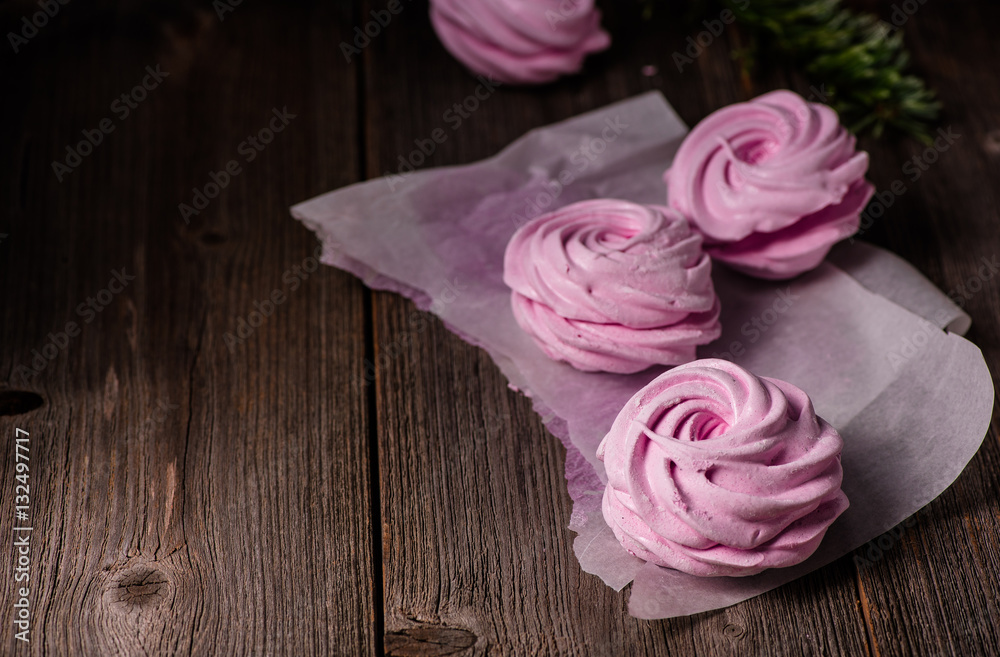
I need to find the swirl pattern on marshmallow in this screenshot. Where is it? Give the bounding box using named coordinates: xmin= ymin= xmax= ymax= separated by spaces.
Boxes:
xmin=503 ymin=199 xmax=721 ymax=374
xmin=598 ymin=359 xmax=849 ymax=577
xmin=429 ymin=0 xmax=611 ymax=85
xmin=665 ymin=90 xmax=875 ymax=280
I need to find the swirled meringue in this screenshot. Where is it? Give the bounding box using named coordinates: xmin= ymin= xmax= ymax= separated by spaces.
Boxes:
xmin=665 ymin=90 xmax=875 ymax=280
xmin=429 ymin=0 xmax=611 ymax=85
xmin=503 ymin=200 xmax=721 ymax=374
xmin=598 ymin=359 xmax=849 ymax=577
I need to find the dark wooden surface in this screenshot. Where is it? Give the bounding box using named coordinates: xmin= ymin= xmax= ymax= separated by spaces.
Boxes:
xmin=1 ymin=1 xmax=998 ymax=655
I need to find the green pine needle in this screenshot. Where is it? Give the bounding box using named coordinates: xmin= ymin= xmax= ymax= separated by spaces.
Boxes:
xmin=724 ymin=0 xmax=940 ymax=141
xmin=644 ymin=0 xmax=941 ymax=142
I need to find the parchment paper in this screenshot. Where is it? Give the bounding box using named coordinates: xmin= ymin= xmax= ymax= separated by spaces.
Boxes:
xmin=291 ymin=92 xmax=994 ymax=618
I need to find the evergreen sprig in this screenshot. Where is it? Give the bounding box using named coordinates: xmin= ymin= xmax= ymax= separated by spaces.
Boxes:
xmin=646 ymin=0 xmax=941 ymax=141
xmin=723 ymin=0 xmax=940 ymax=141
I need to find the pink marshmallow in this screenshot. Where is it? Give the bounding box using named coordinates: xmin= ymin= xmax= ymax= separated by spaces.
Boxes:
xmin=429 ymin=0 xmax=611 ymax=85
xmin=503 ymin=199 xmax=721 ymax=373
xmin=598 ymin=359 xmax=850 ymax=577
xmin=665 ymin=90 xmax=875 ymax=279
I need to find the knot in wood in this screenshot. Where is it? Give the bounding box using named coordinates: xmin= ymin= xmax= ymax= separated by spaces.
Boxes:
xmin=0 ymin=391 xmax=45 ymax=416
xmin=385 ymin=624 xmax=477 ymax=656
xmin=723 ymin=622 xmax=746 ymax=640
xmin=105 ymin=566 xmax=172 ymax=611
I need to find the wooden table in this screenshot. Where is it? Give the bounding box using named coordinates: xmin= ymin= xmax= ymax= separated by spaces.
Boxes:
xmin=2 ymin=1 xmax=998 ymax=654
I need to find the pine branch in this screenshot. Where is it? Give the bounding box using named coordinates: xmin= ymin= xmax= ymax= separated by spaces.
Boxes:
xmin=722 ymin=0 xmax=939 ymax=142
xmin=642 ymin=0 xmax=941 ymax=141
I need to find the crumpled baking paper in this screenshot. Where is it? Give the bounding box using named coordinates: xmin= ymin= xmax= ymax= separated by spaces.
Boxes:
xmin=291 ymin=92 xmax=995 ymax=618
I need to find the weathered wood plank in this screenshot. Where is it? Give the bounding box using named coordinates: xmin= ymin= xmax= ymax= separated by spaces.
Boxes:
xmin=842 ymin=2 xmax=1000 ymax=656
xmin=2 ymin=0 xmax=999 ymax=654
xmin=0 ymin=3 xmax=376 ymax=655
xmin=365 ymin=3 xmax=872 ymax=654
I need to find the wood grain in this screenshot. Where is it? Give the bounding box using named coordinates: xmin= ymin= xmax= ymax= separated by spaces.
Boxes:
xmin=1 ymin=0 xmax=999 ymax=655
xmin=363 ymin=3 xmax=871 ymax=655
xmin=1 ymin=2 xmax=376 ymax=655
xmin=844 ymin=2 xmax=1000 ymax=656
